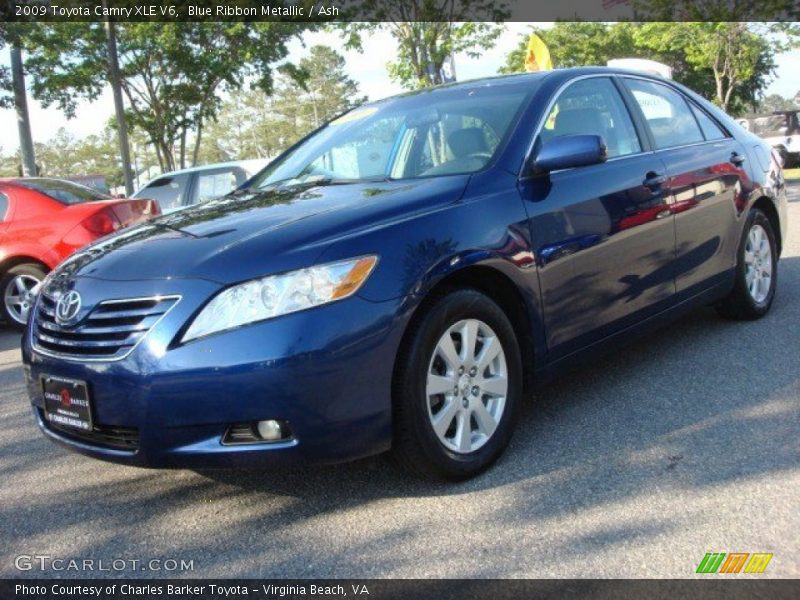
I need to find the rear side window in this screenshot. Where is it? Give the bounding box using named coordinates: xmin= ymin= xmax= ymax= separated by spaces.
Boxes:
xmin=19 ymin=178 xmax=110 ymax=204
xmin=539 ymin=77 xmax=642 ymax=158
xmin=690 ymin=103 xmax=727 ymax=141
xmin=0 ymin=192 xmax=8 ymax=221
xmin=137 ymin=174 xmax=190 ymax=211
xmin=623 ymin=79 xmax=704 ymax=149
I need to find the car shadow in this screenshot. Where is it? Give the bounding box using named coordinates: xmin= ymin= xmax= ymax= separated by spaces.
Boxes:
xmin=0 ymin=327 xmax=21 ymax=353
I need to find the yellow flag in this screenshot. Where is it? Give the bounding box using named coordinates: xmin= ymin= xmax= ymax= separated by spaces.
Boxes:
xmin=524 ymin=33 xmax=553 ymax=72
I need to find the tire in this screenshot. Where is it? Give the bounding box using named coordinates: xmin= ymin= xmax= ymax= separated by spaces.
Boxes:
xmin=715 ymin=209 xmax=778 ymax=320
xmin=1 ymin=263 xmax=47 ymax=330
xmin=391 ymin=288 xmax=523 ymax=480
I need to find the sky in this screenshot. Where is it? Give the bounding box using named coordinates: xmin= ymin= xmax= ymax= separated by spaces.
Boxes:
xmin=1 ymin=23 xmax=798 ymax=154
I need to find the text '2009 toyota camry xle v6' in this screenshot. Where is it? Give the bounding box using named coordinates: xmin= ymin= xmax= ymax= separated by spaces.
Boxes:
xmin=22 ymin=68 xmax=787 ymax=480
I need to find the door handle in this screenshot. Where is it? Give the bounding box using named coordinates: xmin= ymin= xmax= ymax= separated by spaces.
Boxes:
xmin=643 ymin=172 xmax=667 ymax=189
xmin=730 ymin=152 xmax=746 ymax=166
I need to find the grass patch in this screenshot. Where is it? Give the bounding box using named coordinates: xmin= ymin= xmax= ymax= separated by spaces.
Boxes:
xmin=785 ymin=168 xmax=800 ymax=180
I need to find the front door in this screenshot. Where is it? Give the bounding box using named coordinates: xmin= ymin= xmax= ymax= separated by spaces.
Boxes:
xmin=519 ymin=76 xmax=677 ymax=358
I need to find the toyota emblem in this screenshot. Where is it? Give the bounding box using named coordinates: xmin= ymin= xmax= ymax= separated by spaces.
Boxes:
xmin=55 ymin=290 xmax=82 ymax=325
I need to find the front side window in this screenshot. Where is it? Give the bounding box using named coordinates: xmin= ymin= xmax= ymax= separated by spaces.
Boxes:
xmin=248 ymin=83 xmax=533 ymax=189
xmin=539 ymin=77 xmax=642 ymax=158
xmin=20 ymin=178 xmax=110 ymax=205
xmin=137 ymin=173 xmax=190 ymax=211
xmin=624 ymin=79 xmax=704 ymax=149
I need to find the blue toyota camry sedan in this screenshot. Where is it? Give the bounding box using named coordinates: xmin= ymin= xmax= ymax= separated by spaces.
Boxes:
xmin=22 ymin=68 xmax=787 ymax=479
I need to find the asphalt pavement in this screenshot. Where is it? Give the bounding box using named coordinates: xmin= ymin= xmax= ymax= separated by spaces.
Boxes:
xmin=1 ymin=184 xmax=798 ymax=579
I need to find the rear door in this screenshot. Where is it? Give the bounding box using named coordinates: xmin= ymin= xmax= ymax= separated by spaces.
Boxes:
xmin=519 ymin=76 xmax=676 ymax=357
xmin=621 ymin=77 xmax=746 ymax=296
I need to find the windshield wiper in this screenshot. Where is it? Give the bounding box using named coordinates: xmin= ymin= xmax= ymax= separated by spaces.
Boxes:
xmin=241 ymin=175 xmax=396 ymax=194
xmin=307 ymin=176 xmax=396 ymax=186
xmin=229 ymin=186 xmax=261 ymax=197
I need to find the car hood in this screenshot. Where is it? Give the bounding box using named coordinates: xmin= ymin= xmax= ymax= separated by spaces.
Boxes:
xmin=55 ymin=176 xmax=469 ymax=285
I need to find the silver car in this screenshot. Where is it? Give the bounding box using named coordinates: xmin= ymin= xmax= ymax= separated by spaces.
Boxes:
xmin=133 ymin=159 xmax=272 ymax=214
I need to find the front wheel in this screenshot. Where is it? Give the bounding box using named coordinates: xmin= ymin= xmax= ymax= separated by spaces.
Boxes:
xmin=1 ymin=263 xmax=47 ymax=330
xmin=716 ymin=209 xmax=778 ymax=320
xmin=391 ymin=289 xmax=523 ymax=480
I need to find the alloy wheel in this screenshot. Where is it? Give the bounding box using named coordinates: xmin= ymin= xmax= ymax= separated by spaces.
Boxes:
xmin=426 ymin=318 xmax=508 ymax=454
xmin=744 ymin=223 xmax=772 ymax=304
xmin=3 ymin=274 xmax=40 ymax=325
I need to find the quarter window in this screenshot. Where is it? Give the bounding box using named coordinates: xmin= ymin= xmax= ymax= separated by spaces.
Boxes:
xmin=624 ymin=79 xmax=704 ymax=149
xmin=0 ymin=192 xmax=8 ymax=221
xmin=690 ymin=103 xmax=727 ymax=141
xmin=539 ymin=77 xmax=642 ymax=159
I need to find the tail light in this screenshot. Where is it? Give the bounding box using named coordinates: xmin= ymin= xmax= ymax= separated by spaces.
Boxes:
xmin=82 ymin=207 xmax=122 ymax=236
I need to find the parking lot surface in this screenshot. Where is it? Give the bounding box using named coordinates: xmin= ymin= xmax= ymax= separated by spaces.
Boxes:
xmin=1 ymin=184 xmax=798 ymax=578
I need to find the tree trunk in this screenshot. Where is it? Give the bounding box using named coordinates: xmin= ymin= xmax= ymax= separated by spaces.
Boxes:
xmin=104 ymin=12 xmax=135 ymax=195
xmin=192 ymin=121 xmax=203 ymax=167
xmin=158 ymin=140 xmax=175 ymax=172
xmin=9 ymin=41 xmax=37 ymax=176
xmin=153 ymin=141 xmax=165 ymax=172
xmin=179 ymin=127 xmax=187 ymax=170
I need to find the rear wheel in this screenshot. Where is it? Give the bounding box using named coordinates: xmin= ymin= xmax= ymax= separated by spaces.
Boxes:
xmin=1 ymin=263 xmax=46 ymax=330
xmin=716 ymin=209 xmax=777 ymax=320
xmin=391 ymin=289 xmax=522 ymax=480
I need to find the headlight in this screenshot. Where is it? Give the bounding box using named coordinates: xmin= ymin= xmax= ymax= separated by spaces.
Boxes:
xmin=182 ymin=255 xmax=378 ymax=342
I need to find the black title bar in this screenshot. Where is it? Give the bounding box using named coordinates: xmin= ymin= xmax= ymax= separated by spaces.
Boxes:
xmin=3 ymin=579 xmax=800 ymax=600
xmin=3 ymin=0 xmax=800 ymax=23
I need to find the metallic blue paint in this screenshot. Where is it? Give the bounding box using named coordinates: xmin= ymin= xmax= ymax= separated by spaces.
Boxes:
xmin=22 ymin=68 xmax=787 ymax=468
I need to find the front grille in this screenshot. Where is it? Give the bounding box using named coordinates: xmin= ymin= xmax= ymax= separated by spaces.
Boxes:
xmin=39 ymin=408 xmax=139 ymax=451
xmin=33 ymin=294 xmax=179 ymax=360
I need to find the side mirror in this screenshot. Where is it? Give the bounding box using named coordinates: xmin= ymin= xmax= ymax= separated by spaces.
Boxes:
xmin=531 ymin=134 xmax=608 ymax=175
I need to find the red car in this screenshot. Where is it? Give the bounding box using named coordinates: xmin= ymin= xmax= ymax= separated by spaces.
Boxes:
xmin=0 ymin=178 xmax=160 ymax=329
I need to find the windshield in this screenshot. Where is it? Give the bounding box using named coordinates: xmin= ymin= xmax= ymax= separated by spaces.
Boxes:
xmin=247 ymin=82 xmax=533 ymax=189
xmin=20 ymin=178 xmax=111 ymax=204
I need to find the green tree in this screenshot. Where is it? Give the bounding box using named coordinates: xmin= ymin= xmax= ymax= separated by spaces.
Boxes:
xmin=636 ymin=22 xmax=776 ymax=113
xmin=501 ymin=22 xmax=793 ymax=115
xmin=28 ymin=127 xmax=125 ymax=188
xmin=197 ymin=45 xmax=366 ymax=164
xmin=751 ymin=94 xmax=798 ymax=115
xmin=291 ymin=45 xmax=367 ymax=127
xmin=0 ymin=146 xmax=21 ymax=177
xmin=340 ymin=1 xmax=508 ymax=89
xmin=501 ymin=23 xmax=637 ymax=74
xmin=0 ymin=24 xmax=14 ymax=109
xmin=23 ymin=21 xmax=316 ymax=172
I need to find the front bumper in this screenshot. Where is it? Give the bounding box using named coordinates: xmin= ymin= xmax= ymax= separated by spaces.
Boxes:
xmin=23 ymin=276 xmax=406 ymax=468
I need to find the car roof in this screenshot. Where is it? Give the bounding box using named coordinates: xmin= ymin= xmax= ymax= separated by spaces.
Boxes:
xmin=0 ymin=176 xmax=103 ymax=190
xmin=366 ymin=67 xmax=673 ymax=106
